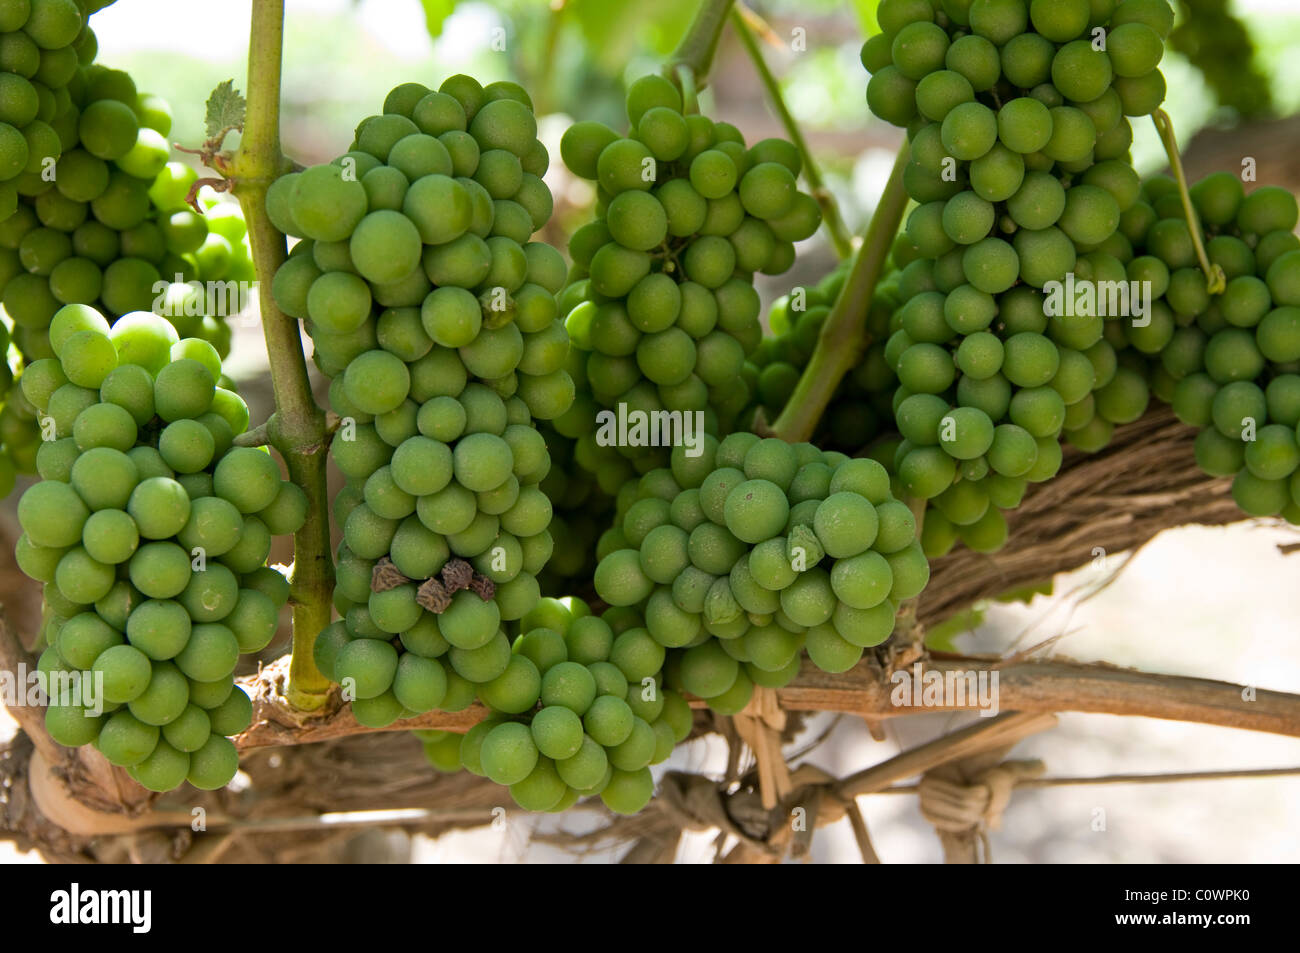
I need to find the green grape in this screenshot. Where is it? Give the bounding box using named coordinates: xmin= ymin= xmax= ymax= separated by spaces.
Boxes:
xmin=1051 ymin=40 xmax=1113 ymax=103
xmin=892 ymin=21 xmax=950 ymax=80
xmin=941 ymin=102 xmax=997 ymax=161
xmin=914 ymin=70 xmax=971 ymax=123
xmin=945 ymin=34 xmax=1001 ymax=91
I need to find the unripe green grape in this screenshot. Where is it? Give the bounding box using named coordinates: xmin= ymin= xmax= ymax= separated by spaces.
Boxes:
xmin=943 ymin=283 xmax=997 ymax=334
xmin=1094 ymin=366 xmax=1150 ymax=425
xmin=962 ymin=237 xmax=1019 ymax=294
xmin=1239 ymin=187 xmax=1300 ymax=237
xmin=1204 ymin=327 xmax=1265 ymax=384
xmin=1051 ymin=40 xmax=1113 ymax=104
xmin=969 ymin=0 xmax=1028 ymax=44
xmin=941 ymin=101 xmax=997 ymax=161
xmin=1001 ymin=32 xmax=1054 ymax=89
xmin=1030 ymin=0 xmax=1089 ymax=41
xmin=940 ymin=32 xmax=998 ymax=91
xmin=898 ymin=446 xmax=957 ymax=499
xmin=868 ymin=66 xmax=922 ymax=128
xmin=1059 ymin=184 xmax=1121 ymax=247
xmin=914 ymin=70 xmax=973 ymax=123
xmin=955 ymin=331 xmax=1004 ymax=380
xmin=1232 ymin=470 xmax=1289 ymax=517
xmin=942 ymin=190 xmax=995 ymax=245
xmin=1013 ymin=226 xmax=1076 ymax=288
xmin=1111 ymin=0 xmax=1175 ymax=39
xmin=892 ymin=21 xmax=950 ymax=81
xmin=1043 ymin=106 xmax=1097 ymax=162
xmin=969 ymin=144 xmax=1025 ymax=203
xmin=1113 ymin=69 xmax=1166 ymax=116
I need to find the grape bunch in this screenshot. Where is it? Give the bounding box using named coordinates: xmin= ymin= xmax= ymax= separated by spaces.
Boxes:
xmin=863 ymin=0 xmax=1176 ymax=556
xmin=0 ymin=65 xmax=255 ymax=363
xmin=743 ymin=260 xmax=902 ymax=451
xmin=553 ymin=73 xmax=822 ymax=486
xmin=421 ymin=595 xmax=694 ymax=814
xmin=593 ymin=433 xmax=929 ymax=704
xmin=1125 ymin=174 xmax=1300 ymax=524
xmin=16 ymin=304 xmax=303 ymax=792
xmin=0 ymin=0 xmax=112 ymax=222
xmin=270 ymin=76 xmax=574 ymax=729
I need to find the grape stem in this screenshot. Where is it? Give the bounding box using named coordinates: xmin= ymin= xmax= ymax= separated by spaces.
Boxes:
xmin=729 ymin=5 xmax=853 ymax=260
xmin=666 ymin=0 xmax=735 ymax=90
xmin=1151 ymin=108 xmax=1227 ymax=295
xmin=769 ymin=139 xmax=911 ymax=443
xmin=228 ymin=0 xmax=334 ymax=712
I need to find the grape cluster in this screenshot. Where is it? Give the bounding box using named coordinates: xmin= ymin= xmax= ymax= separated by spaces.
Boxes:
xmin=593 ymin=433 xmax=929 ymax=702
xmin=744 ymin=260 xmax=902 ymax=450
xmin=554 ymin=73 xmax=822 ymax=486
xmin=16 ymin=304 xmax=302 ymax=792
xmin=0 ymin=0 xmax=255 ymax=360
xmin=863 ymin=0 xmax=1176 ymax=556
xmin=0 ymin=70 xmax=255 ymax=364
xmin=271 ymin=77 xmax=574 ymax=729
xmin=0 ymin=0 xmax=110 ymax=222
xmin=1124 ymin=174 xmax=1300 ymax=523
xmin=433 ymin=596 xmax=693 ymax=814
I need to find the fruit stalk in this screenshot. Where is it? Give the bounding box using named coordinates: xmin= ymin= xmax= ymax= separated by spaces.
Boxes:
xmin=1151 ymin=108 xmax=1226 ymax=294
xmin=231 ymin=0 xmax=333 ymax=711
xmin=667 ymin=0 xmax=736 ymax=89
xmin=770 ymin=139 xmax=910 ymax=443
xmin=729 ymin=6 xmax=853 ymax=259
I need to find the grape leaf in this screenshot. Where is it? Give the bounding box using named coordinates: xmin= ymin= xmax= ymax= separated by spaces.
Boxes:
xmin=420 ymin=0 xmax=458 ymax=37
xmin=205 ymin=80 xmax=246 ymax=141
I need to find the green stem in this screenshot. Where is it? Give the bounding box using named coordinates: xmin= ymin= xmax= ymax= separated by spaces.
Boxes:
xmin=770 ymin=140 xmax=910 ymax=443
xmin=666 ymin=0 xmax=735 ymax=88
xmin=1152 ymin=109 xmax=1226 ymax=295
xmin=230 ymin=0 xmax=333 ymax=712
xmin=729 ymin=6 xmax=853 ymax=259
xmin=675 ymin=63 xmax=699 ymax=115
xmin=534 ymin=0 xmax=566 ymax=116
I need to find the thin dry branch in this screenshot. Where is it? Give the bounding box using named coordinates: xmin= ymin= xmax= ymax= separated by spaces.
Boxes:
xmin=779 ymin=657 xmax=1300 ymax=737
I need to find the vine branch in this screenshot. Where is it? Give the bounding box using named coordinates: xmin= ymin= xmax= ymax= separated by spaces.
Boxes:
xmin=228 ymin=0 xmax=333 ymax=711
xmin=769 ymin=139 xmax=910 ymax=442
xmin=231 ymin=653 xmax=1300 ymax=750
xmin=666 ymin=0 xmax=735 ymax=90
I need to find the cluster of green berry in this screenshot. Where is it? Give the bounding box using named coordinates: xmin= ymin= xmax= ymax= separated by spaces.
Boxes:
xmin=270 ymin=77 xmax=574 ymax=729
xmin=15 ymin=303 xmax=302 ymax=792
xmin=422 ymin=596 xmax=695 ymax=814
xmin=1132 ymin=174 xmax=1300 ymax=523
xmin=593 ymin=433 xmax=928 ymax=706
xmin=862 ymin=0 xmax=1178 ymax=555
xmin=552 ymin=73 xmax=822 ymax=489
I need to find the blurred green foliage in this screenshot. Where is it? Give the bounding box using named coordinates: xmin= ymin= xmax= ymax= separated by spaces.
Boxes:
xmin=1171 ymin=0 xmax=1273 ymax=119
